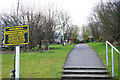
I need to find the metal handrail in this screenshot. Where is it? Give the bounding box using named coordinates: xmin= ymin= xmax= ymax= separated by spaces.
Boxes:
xmin=106 ymin=41 xmax=120 ymax=77
xmin=106 ymin=41 xmax=120 ymax=54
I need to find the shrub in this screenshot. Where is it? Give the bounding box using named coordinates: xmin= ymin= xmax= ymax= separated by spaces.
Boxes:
xmin=98 ymin=36 xmax=102 ymax=42
xmin=91 ymin=38 xmax=94 ymax=42
xmin=4 ymin=47 xmax=9 ymax=50
xmin=76 ymin=39 xmax=79 ymax=44
xmin=10 ymin=46 xmax=15 ymax=51
xmin=23 ymin=50 xmax=27 ymax=52
xmin=84 ymin=38 xmax=88 ymax=43
xmin=32 ymin=47 xmax=39 ymax=51
xmin=27 ymin=49 xmax=32 ymax=52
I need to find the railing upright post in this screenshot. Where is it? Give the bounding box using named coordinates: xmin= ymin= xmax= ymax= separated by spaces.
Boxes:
xmin=106 ymin=41 xmax=120 ymax=78
xmin=106 ymin=42 xmax=108 ymax=67
xmin=118 ymin=53 xmax=120 ymax=80
xmin=111 ymin=46 xmax=114 ymax=77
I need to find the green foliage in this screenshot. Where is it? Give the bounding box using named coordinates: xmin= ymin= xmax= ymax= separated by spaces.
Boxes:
xmin=84 ymin=38 xmax=88 ymax=43
xmin=3 ymin=47 xmax=9 ymax=50
xmin=91 ymin=38 xmax=94 ymax=42
xmin=40 ymin=50 xmax=44 ymax=53
xmin=98 ymin=36 xmax=102 ymax=42
xmin=32 ymin=46 xmax=39 ymax=51
xmin=27 ymin=49 xmax=32 ymax=52
xmin=76 ymin=39 xmax=79 ymax=44
xmin=23 ymin=50 xmax=27 ymax=52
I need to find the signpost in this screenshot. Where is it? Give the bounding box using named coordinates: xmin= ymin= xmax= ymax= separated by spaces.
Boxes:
xmin=4 ymin=25 xmax=29 ymax=79
xmin=41 ymin=40 xmax=50 ymax=53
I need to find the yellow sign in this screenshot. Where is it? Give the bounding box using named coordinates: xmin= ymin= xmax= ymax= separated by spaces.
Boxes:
xmin=4 ymin=25 xmax=29 ymax=46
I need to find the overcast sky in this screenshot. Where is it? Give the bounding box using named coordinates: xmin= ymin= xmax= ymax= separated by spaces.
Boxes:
xmin=0 ymin=0 xmax=104 ymax=27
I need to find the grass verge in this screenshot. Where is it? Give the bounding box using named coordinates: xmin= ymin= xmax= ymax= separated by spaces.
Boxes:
xmin=2 ymin=44 xmax=76 ymax=78
xmin=87 ymin=42 xmax=120 ymax=79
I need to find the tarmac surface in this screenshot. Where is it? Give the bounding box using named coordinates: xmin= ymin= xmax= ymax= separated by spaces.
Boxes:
xmin=64 ymin=44 xmax=105 ymax=68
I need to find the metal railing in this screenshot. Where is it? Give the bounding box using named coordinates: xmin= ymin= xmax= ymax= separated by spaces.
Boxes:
xmin=106 ymin=41 xmax=120 ymax=77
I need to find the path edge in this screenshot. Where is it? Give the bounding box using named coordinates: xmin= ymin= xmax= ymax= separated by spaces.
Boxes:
xmin=86 ymin=43 xmax=107 ymax=69
xmin=62 ymin=44 xmax=76 ymax=69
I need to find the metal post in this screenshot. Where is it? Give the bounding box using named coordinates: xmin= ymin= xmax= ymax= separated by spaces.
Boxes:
xmin=16 ymin=46 xmax=20 ymax=79
xmin=16 ymin=0 xmax=20 ymax=78
xmin=111 ymin=47 xmax=114 ymax=77
xmin=106 ymin=42 xmax=108 ymax=67
xmin=118 ymin=53 xmax=120 ymax=79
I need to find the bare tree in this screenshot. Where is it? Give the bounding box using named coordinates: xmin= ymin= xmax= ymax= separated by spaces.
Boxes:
xmin=66 ymin=24 xmax=79 ymax=38
xmin=81 ymin=25 xmax=92 ymax=39
xmin=87 ymin=1 xmax=120 ymax=45
xmin=44 ymin=6 xmax=71 ymax=45
xmin=1 ymin=4 xmax=73 ymax=49
xmin=0 ymin=18 xmax=2 ymax=47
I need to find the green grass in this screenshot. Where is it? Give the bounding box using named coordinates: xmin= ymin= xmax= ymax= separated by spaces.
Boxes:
xmin=2 ymin=44 xmax=76 ymax=78
xmin=87 ymin=42 xmax=120 ymax=79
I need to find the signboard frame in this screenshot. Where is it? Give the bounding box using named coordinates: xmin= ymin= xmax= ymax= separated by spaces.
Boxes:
xmin=4 ymin=25 xmax=29 ymax=46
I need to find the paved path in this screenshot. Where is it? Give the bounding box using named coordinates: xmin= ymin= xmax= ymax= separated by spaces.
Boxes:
xmin=64 ymin=44 xmax=105 ymax=68
xmin=62 ymin=44 xmax=111 ymax=80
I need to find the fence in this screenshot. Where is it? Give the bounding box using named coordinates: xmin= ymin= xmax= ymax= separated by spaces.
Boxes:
xmin=106 ymin=41 xmax=120 ymax=78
